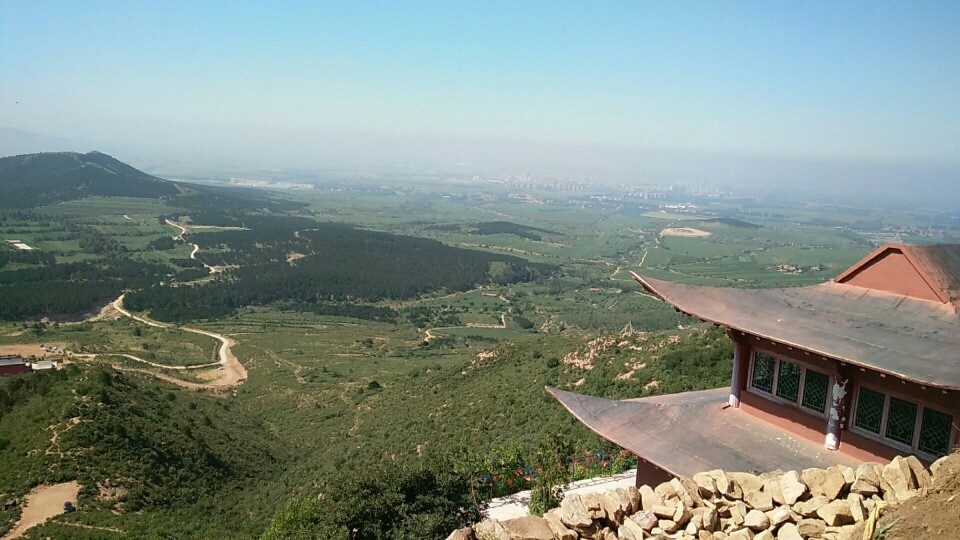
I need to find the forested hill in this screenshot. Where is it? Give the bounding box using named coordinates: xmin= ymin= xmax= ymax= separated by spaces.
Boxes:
xmin=0 ymin=151 xmax=181 ymax=208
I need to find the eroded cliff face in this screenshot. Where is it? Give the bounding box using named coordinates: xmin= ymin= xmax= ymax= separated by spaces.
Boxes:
xmin=454 ymin=452 xmax=955 ymax=540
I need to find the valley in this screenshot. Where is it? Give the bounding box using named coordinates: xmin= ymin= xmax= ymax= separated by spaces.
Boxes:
xmin=0 ymin=153 xmax=957 ymax=538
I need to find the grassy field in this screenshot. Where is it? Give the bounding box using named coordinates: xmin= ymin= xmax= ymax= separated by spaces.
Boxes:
xmin=1 ymin=186 xmax=956 ymax=538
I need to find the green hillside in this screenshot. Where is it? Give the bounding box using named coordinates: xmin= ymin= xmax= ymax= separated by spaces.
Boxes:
xmin=0 ymin=152 xmax=181 ymax=208
xmin=0 ymin=365 xmax=284 ymax=538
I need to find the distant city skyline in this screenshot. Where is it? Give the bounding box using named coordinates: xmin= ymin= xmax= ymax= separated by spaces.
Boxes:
xmin=1 ymin=1 xmax=958 ymax=196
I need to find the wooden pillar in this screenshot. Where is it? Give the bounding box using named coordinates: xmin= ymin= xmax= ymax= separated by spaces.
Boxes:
xmin=728 ymin=338 xmax=751 ymax=408
xmin=825 ymin=375 xmax=851 ymax=451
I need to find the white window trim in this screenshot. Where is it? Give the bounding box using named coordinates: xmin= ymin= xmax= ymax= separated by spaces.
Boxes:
xmin=746 ymin=349 xmax=832 ymax=420
xmin=850 ymin=382 xmax=955 ymax=461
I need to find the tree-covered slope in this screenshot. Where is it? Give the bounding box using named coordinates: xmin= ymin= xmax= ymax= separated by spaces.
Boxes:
xmin=0 ymin=151 xmax=181 ymax=208
xmin=0 ymin=365 xmax=284 ymax=538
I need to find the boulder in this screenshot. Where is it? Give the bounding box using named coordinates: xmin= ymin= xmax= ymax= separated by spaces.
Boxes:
xmin=580 ymin=492 xmax=608 ymax=520
xmin=800 ymin=468 xmax=827 ymax=497
xmin=727 ymin=528 xmax=755 ymax=540
xmin=744 ymin=489 xmax=774 ymax=511
xmin=849 ymin=477 xmax=879 ymax=497
xmin=630 ymin=510 xmax=659 ymax=532
xmin=674 ymin=476 xmax=705 ymax=508
xmin=779 ymin=471 xmax=808 ymax=505
xmin=793 ymin=495 xmax=830 ymax=517
xmin=446 ymin=527 xmax=476 ymax=540
xmin=702 ymin=506 xmax=720 ymax=532
xmin=819 ymin=467 xmax=848 ymax=499
xmin=559 ymin=493 xmax=593 ymax=528
xmin=837 ymin=465 xmax=856 ymax=486
xmin=882 ymin=457 xmax=915 ymax=498
xmin=659 ymin=519 xmax=680 ymax=533
xmin=743 ymin=509 xmax=770 ymax=531
xmin=673 ymin=501 xmax=693 ymax=526
xmin=543 ymin=509 xmax=578 ymax=540
xmin=903 ymin=455 xmax=932 ymax=491
xmin=656 ymin=480 xmax=680 ymax=502
xmin=776 ymin=523 xmax=804 ymax=540
xmin=640 ymin=484 xmax=666 ymax=511
xmin=730 ymin=472 xmax=763 ymax=495
xmin=475 ymin=520 xmax=511 ymax=540
xmin=762 ymin=477 xmax=786 ymax=506
xmin=845 ymin=494 xmax=866 ymax=523
xmin=766 ymin=506 xmax=793 ymax=528
xmin=694 ymin=472 xmax=721 ymax=499
xmin=599 ymin=526 xmax=617 ymax=540
xmin=652 ymin=504 xmax=676 ymax=518
xmin=699 ymin=531 xmax=719 ymax=540
xmin=930 ymin=454 xmax=950 ymax=482
xmin=500 ymin=516 xmax=555 ymax=540
xmin=796 ymin=518 xmax=826 ymax=538
xmin=754 ymin=531 xmax=775 ymax=540
xmin=602 ymin=492 xmax=626 ymax=524
xmin=618 ymin=518 xmax=647 ymax=540
xmin=710 ymin=470 xmax=744 ymax=500
xmin=815 ymin=499 xmax=854 ymax=527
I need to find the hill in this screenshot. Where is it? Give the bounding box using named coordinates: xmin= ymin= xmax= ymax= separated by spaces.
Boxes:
xmin=0 ymin=151 xmax=181 ymax=208
xmin=0 ymin=365 xmax=284 ymax=538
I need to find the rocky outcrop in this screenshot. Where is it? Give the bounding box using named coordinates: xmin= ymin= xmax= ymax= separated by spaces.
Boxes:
xmin=453 ymin=455 xmax=937 ymax=540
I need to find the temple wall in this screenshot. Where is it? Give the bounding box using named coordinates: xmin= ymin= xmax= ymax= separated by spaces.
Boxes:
xmin=731 ymin=331 xmax=959 ymax=465
xmin=838 ymin=249 xmax=942 ymax=302
xmin=633 ymin=456 xmax=673 ymax=488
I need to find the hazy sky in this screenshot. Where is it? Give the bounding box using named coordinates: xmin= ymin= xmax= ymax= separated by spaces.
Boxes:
xmin=1 ymin=1 xmax=959 ymax=187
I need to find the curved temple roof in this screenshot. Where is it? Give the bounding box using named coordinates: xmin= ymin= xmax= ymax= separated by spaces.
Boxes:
xmin=546 ymin=387 xmax=859 ymax=476
xmin=632 ymin=273 xmax=960 ymax=391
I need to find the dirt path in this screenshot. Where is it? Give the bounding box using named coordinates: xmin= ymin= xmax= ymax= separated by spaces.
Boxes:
xmin=2 ymin=482 xmax=80 ymax=540
xmin=638 ymin=248 xmax=649 ymax=268
xmin=89 ymin=295 xmax=246 ymax=390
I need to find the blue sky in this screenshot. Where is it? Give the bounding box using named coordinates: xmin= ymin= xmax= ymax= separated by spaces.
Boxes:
xmin=1 ymin=1 xmax=958 ymax=180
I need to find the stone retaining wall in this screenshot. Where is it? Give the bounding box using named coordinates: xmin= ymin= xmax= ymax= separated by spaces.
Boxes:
xmin=449 ymin=454 xmax=950 ymax=540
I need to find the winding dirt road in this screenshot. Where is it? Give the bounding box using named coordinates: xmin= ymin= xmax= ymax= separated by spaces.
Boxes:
xmin=102 ymin=293 xmax=246 ymax=388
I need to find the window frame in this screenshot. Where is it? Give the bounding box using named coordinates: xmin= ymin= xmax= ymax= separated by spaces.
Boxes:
xmin=850 ymin=381 xmax=956 ymax=461
xmin=746 ymin=349 xmax=833 ymax=420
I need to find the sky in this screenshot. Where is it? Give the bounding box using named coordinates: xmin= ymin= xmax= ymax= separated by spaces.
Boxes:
xmin=1 ymin=1 xmax=959 ymax=191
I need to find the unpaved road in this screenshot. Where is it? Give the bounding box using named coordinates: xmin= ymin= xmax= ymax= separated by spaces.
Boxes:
xmin=101 ymin=294 xmax=246 ymax=389
xmin=2 ymin=481 xmax=80 ymax=539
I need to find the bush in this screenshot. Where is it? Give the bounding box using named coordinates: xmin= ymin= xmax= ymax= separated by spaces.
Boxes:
xmin=262 ymin=455 xmax=486 ymax=540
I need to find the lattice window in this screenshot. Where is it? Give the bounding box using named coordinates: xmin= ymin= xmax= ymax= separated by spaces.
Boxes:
xmin=776 ymin=361 xmax=801 ymax=402
xmin=919 ymin=408 xmax=953 ymax=458
xmin=855 ymin=387 xmax=884 ymax=434
xmin=885 ymin=397 xmax=918 ymax=446
xmin=801 ymin=370 xmax=829 ymax=413
xmin=751 ymin=353 xmax=775 ymax=393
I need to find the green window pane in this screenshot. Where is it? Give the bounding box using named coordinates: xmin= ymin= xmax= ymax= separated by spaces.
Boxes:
xmin=918 ymin=408 xmax=953 ymax=457
xmin=855 ymin=387 xmax=884 ymax=434
xmin=776 ymin=361 xmax=801 ymax=402
xmin=885 ymin=397 xmax=918 ymax=446
xmin=751 ymin=353 xmax=775 ymax=394
xmin=802 ymin=370 xmax=829 ymax=413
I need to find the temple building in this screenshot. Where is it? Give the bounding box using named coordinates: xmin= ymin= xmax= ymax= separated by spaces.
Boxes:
xmin=549 ymin=243 xmax=960 ymax=486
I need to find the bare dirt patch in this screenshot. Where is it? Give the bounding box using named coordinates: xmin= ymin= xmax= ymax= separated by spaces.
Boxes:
xmin=3 ymin=481 xmax=80 ymax=540
xmin=854 ymin=451 xmax=960 ymax=540
xmin=286 ymin=252 xmax=306 ymax=265
xmin=660 ymin=227 xmax=712 ymax=238
xmin=0 ymin=343 xmax=67 ymax=358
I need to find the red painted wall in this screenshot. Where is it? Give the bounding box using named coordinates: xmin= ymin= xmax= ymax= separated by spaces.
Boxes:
xmin=838 ymin=250 xmax=942 ymax=302
xmin=731 ymin=331 xmax=959 ymax=463
xmin=0 ymin=364 xmax=28 ymax=376
xmin=634 ymin=457 xmax=674 ymax=488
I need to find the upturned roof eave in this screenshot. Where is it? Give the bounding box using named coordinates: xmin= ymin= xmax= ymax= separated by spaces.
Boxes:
xmin=630 ymin=271 xmax=960 ymax=392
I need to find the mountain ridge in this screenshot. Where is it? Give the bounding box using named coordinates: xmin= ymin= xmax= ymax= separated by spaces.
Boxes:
xmin=0 ymin=150 xmax=183 ymax=208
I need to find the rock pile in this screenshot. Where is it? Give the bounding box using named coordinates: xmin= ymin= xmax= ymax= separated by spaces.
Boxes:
xmin=452 ymin=454 xmax=947 ymax=540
